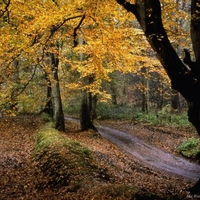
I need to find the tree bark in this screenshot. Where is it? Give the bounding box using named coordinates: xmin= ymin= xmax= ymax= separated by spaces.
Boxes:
xmin=88 ymin=76 xmax=98 ymax=121
xmin=40 ymin=72 xmax=53 ymax=117
xmin=191 ymin=0 xmax=200 ymax=61
xmin=80 ymin=76 xmax=98 ymax=132
xmin=49 ymin=52 xmax=65 ymax=132
xmin=80 ymin=96 xmax=98 ymax=132
xmin=141 ymin=67 xmax=149 ymax=113
xmin=10 ymin=59 xmax=20 ymax=113
xmin=171 ymin=90 xmax=181 ymax=112
xmin=116 ymin=0 xmax=200 ymax=135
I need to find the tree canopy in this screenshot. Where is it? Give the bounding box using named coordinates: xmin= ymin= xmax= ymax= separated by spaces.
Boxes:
xmin=0 ymin=0 xmax=198 ymax=133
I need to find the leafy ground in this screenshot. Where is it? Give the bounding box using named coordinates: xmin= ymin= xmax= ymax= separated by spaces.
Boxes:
xmin=0 ymin=116 xmax=197 ymax=199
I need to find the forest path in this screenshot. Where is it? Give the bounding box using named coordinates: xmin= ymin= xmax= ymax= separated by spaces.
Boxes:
xmin=66 ymin=117 xmax=200 ymax=182
xmin=98 ymin=125 xmax=200 ymax=182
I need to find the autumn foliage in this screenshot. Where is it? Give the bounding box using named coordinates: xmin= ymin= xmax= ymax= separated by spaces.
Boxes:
xmin=0 ymin=0 xmax=176 ymax=118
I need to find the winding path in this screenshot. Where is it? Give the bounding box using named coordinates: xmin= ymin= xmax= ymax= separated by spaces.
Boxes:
xmin=98 ymin=126 xmax=200 ymax=182
xmin=66 ymin=118 xmax=200 ymax=182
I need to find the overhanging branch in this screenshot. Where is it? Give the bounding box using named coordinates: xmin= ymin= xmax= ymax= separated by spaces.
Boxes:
xmin=38 ymin=14 xmax=85 ymax=63
xmin=73 ymin=14 xmax=86 ymax=47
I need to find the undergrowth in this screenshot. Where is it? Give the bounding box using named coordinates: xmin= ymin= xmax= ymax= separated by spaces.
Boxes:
xmin=96 ymin=103 xmax=191 ymax=127
xmin=133 ymin=111 xmax=190 ymax=127
xmin=178 ymin=137 xmax=200 ymax=159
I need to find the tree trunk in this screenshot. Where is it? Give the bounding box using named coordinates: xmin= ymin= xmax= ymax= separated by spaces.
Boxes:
xmin=41 ymin=72 xmax=53 ymax=117
xmin=80 ymin=75 xmax=98 ymax=132
xmin=110 ymin=81 xmax=118 ymax=105
xmin=116 ymin=0 xmax=200 ymax=135
xmin=141 ymin=67 xmax=149 ymax=113
xmin=49 ymin=52 xmax=65 ymax=132
xmin=191 ymin=0 xmax=200 ymax=61
xmin=80 ymin=95 xmax=98 ymax=132
xmin=88 ymin=76 xmax=98 ymax=121
xmin=10 ymin=59 xmax=20 ymax=113
xmin=171 ymin=90 xmax=181 ymax=112
xmin=91 ymin=94 xmax=97 ymax=120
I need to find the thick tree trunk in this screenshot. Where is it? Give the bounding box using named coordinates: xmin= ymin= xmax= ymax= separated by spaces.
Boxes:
xmin=80 ymin=76 xmax=98 ymax=132
xmin=116 ymin=0 xmax=200 ymax=136
xmin=188 ymin=0 xmax=200 ymax=134
xmin=116 ymin=0 xmax=200 ymax=192
xmin=191 ymin=0 xmax=200 ymax=61
xmin=80 ymin=97 xmax=98 ymax=132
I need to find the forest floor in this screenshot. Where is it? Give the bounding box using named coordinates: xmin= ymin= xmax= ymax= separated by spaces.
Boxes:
xmin=0 ymin=116 xmax=199 ymax=199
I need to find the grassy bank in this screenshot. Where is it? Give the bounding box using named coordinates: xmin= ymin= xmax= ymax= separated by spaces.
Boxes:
xmin=33 ymin=122 xmax=93 ymax=189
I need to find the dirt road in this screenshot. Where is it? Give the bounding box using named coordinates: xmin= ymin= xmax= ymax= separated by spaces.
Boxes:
xmin=66 ymin=117 xmax=200 ymax=182
xmin=98 ymin=125 xmax=200 ymax=182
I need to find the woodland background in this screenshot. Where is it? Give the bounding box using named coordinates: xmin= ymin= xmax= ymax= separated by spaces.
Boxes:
xmin=0 ymin=0 xmax=191 ymax=126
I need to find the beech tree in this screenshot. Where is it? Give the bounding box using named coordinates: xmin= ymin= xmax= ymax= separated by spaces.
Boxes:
xmin=116 ymin=0 xmax=200 ymax=193
xmin=0 ymin=0 xmax=85 ymax=131
xmin=1 ymin=0 xmax=194 ymax=132
xmin=116 ymin=0 xmax=200 ymax=136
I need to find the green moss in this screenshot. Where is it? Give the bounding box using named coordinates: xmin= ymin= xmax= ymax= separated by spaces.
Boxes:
xmin=33 ymin=122 xmax=93 ymax=188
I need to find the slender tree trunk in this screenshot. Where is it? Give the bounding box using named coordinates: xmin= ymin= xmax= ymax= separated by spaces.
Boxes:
xmin=49 ymin=52 xmax=65 ymax=131
xmin=110 ymin=81 xmax=117 ymax=105
xmin=10 ymin=59 xmax=20 ymax=113
xmin=88 ymin=76 xmax=98 ymax=121
xmin=91 ymin=94 xmax=97 ymax=120
xmin=171 ymin=90 xmax=181 ymax=112
xmin=41 ymin=72 xmax=53 ymax=117
xmin=141 ymin=67 xmax=149 ymax=113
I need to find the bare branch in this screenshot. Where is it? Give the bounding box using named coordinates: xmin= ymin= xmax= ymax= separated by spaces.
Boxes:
xmin=73 ymin=14 xmax=86 ymax=47
xmin=37 ymin=15 xmax=85 ymax=63
xmin=46 ymin=15 xmax=85 ymax=46
xmin=0 ymin=0 xmax=10 ymax=19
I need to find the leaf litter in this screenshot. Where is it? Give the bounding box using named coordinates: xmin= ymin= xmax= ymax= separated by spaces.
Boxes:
xmin=0 ymin=116 xmax=196 ymax=199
